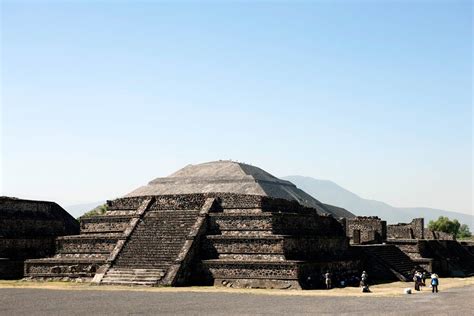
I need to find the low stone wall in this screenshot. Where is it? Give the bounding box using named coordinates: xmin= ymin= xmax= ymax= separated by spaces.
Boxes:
xmin=345 ymin=216 xmax=387 ymax=244
xmin=208 ymin=212 xmax=345 ymax=237
xmin=107 ymin=193 xmax=318 ymax=213
xmin=424 ymin=229 xmax=455 ymax=240
xmin=25 ymin=258 xmax=103 ymax=278
xmin=56 ymin=236 xmax=120 ymax=254
xmin=80 ymin=216 xmax=132 ymax=233
xmin=0 ymin=197 xmax=79 ymax=238
xmin=205 ymin=259 xmax=360 ymax=290
xmin=387 ymin=218 xmax=424 ymax=239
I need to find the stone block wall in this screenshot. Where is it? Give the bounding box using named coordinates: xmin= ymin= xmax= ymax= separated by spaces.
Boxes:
xmin=424 ymin=229 xmax=455 ymax=240
xmin=345 ymin=216 xmax=387 ymax=244
xmin=0 ymin=238 xmax=55 ymax=259
xmin=387 ymin=218 xmax=424 ymax=240
xmin=0 ymin=197 xmax=79 ymax=279
xmin=107 ymin=193 xmax=318 ymax=213
xmin=0 ymin=197 xmax=79 ymax=238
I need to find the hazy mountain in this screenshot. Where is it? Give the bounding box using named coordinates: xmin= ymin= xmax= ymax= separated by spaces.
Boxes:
xmin=284 ymin=176 xmax=473 ymax=229
xmin=64 ymin=201 xmax=105 ymax=218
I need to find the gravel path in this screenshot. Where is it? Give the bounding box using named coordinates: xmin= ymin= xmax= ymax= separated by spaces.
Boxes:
xmin=0 ymin=285 xmax=472 ymax=315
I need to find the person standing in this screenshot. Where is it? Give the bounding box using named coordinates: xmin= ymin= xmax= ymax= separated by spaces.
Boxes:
xmin=422 ymin=271 xmax=428 ymax=286
xmin=431 ymin=273 xmax=439 ymax=293
xmin=413 ymin=271 xmax=421 ymax=291
xmin=324 ymin=271 xmax=332 ymax=289
xmin=361 ymin=271 xmax=370 ymax=292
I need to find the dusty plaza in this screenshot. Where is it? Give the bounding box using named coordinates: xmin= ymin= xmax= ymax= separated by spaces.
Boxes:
xmin=0 ymin=278 xmax=473 ymax=315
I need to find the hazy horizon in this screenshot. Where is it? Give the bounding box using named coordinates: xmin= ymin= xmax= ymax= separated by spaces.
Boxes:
xmin=1 ymin=1 xmax=472 ymax=216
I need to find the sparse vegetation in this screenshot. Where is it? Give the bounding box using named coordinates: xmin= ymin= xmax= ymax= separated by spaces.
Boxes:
xmin=428 ymin=216 xmax=472 ymax=239
xmin=79 ymin=204 xmax=108 ymax=218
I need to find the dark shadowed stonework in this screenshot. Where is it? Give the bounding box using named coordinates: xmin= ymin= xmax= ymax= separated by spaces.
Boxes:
xmin=344 ymin=216 xmax=387 ymax=244
xmin=0 ymin=197 xmax=79 ymax=279
xmin=25 ymin=161 xmax=358 ymax=289
xmin=18 ymin=161 xmax=474 ymax=287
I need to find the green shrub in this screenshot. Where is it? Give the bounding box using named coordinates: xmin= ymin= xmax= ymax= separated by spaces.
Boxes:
xmin=428 ymin=216 xmax=472 ymax=239
xmin=79 ymin=204 xmax=108 ymax=218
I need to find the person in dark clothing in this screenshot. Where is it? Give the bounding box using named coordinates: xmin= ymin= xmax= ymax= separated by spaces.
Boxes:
xmin=422 ymin=271 xmax=428 ymax=286
xmin=360 ymin=271 xmax=370 ymax=292
xmin=413 ymin=271 xmax=422 ymax=291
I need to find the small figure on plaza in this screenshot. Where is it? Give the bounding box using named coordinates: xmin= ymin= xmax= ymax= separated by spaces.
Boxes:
xmin=431 ymin=273 xmax=439 ymax=293
xmin=324 ymin=271 xmax=332 ymax=289
xmin=413 ymin=271 xmax=422 ymax=291
xmin=361 ymin=271 xmax=370 ymax=292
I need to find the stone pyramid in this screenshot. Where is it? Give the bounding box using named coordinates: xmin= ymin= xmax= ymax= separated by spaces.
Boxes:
xmin=126 ymin=160 xmax=354 ymax=218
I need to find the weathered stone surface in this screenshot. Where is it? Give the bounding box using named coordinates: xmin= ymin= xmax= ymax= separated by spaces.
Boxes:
xmin=125 ymin=161 xmax=354 ymax=218
xmin=24 ymin=199 xmax=154 ymax=280
xmin=345 ymin=216 xmax=387 ymax=244
xmin=0 ymin=197 xmax=79 ymax=279
xmin=387 ymin=218 xmax=424 ymax=240
xmin=24 ymin=161 xmax=359 ymax=288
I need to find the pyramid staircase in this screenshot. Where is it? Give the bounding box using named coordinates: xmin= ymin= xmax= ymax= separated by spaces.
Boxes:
xmin=356 ymin=244 xmax=415 ymax=281
xmin=101 ymin=210 xmax=201 ymax=286
xmin=24 ymin=199 xmax=151 ymax=279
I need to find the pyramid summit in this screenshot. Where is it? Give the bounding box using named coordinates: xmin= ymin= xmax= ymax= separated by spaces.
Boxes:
xmin=126 ymin=160 xmax=354 ymax=218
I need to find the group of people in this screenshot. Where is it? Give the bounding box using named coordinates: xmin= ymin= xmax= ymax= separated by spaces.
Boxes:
xmin=413 ymin=270 xmax=439 ymax=293
xmin=314 ymin=269 xmax=440 ymax=294
xmin=323 ymin=271 xmax=370 ymax=292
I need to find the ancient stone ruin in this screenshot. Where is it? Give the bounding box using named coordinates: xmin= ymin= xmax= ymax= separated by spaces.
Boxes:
xmin=343 ymin=216 xmax=474 ymax=280
xmin=24 ymin=161 xmax=359 ymax=289
xmin=3 ymin=160 xmax=472 ymax=288
xmin=0 ymin=197 xmax=79 ymax=279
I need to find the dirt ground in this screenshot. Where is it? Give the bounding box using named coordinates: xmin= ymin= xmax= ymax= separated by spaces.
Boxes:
xmin=1 ymin=280 xmax=474 ymax=315
xmin=0 ymin=276 xmax=473 ymax=297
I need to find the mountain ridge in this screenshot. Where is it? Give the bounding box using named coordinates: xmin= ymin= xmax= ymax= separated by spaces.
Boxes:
xmin=283 ymin=175 xmax=473 ymax=229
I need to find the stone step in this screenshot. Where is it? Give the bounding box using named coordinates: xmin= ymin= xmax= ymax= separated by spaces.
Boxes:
xmin=110 ymin=209 xmax=200 ymax=283
xmin=358 ymin=245 xmax=415 ymax=278
xmin=105 ymin=275 xmax=164 ymax=279
xmin=219 ymin=230 xmax=273 ymax=237
xmin=218 ymin=254 xmax=286 ymax=261
xmin=57 ymin=233 xmax=124 ymax=240
xmin=115 ymin=257 xmax=174 ymax=262
xmin=109 ymin=268 xmax=165 ymax=272
xmin=101 ymin=280 xmax=157 ymax=286
xmin=106 ymin=271 xmax=165 ymax=277
xmin=105 ymin=210 xmax=137 ymax=216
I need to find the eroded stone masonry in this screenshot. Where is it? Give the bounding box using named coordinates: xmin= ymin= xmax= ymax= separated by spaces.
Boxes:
xmin=0 ymin=197 xmax=79 ymax=279
xmin=2 ymin=161 xmax=473 ymax=288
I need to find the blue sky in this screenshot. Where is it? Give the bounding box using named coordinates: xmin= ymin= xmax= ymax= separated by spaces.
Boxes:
xmin=1 ymin=0 xmax=472 ymax=214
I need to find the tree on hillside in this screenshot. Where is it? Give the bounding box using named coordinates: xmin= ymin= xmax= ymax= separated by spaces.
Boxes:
xmin=458 ymin=224 xmax=472 ymax=239
xmin=79 ymin=204 xmax=108 ymax=218
xmin=428 ymin=216 xmax=472 ymax=238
